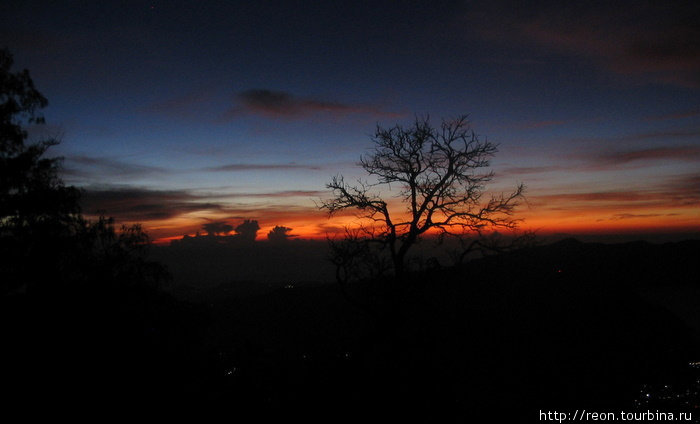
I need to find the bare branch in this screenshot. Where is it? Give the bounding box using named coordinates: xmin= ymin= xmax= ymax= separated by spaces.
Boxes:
xmin=320 ymin=115 xmax=525 ymax=279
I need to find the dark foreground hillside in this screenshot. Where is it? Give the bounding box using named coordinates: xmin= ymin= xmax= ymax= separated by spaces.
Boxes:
xmin=178 ymin=238 xmax=700 ymax=419
xmin=5 ymin=238 xmax=700 ymax=420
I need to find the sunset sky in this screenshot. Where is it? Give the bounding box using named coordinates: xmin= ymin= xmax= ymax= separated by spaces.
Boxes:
xmin=2 ymin=0 xmax=699 ymax=242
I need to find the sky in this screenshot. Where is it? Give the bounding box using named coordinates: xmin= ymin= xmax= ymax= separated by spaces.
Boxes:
xmin=2 ymin=0 xmax=699 ymax=242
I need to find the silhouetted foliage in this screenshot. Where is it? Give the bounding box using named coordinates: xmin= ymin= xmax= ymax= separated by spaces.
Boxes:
xmin=1 ymin=48 xmax=48 ymax=152
xmin=235 ymin=219 xmax=260 ymax=242
xmin=203 ymin=221 xmax=233 ymax=236
xmin=0 ymin=48 xmax=170 ymax=294
xmin=267 ymin=225 xmax=293 ymax=242
xmin=1 ymin=48 xmax=82 ymax=294
xmin=0 ymin=50 xmax=206 ymax=404
xmin=321 ymin=115 xmax=524 ymax=280
xmin=71 ymin=216 xmax=170 ymax=291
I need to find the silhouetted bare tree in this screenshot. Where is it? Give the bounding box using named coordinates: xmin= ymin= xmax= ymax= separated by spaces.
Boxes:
xmin=321 ymin=115 xmax=524 ymax=280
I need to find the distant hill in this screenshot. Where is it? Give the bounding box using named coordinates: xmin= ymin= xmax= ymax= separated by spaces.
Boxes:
xmin=472 ymin=237 xmax=699 ymax=288
xmin=12 ymin=237 xmax=694 ymax=418
xmin=182 ymin=238 xmax=700 ymax=419
xmin=150 ymin=238 xmax=336 ymax=292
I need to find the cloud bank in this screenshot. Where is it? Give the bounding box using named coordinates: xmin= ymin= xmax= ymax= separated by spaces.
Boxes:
xmin=470 ymin=1 xmax=700 ymax=87
xmin=227 ymin=89 xmax=400 ymax=119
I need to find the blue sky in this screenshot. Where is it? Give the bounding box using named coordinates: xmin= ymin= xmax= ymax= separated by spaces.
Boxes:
xmin=2 ymin=0 xmax=699 ymax=240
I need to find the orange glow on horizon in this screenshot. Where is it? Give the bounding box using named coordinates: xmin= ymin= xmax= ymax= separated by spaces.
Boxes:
xmin=105 ymin=187 xmax=699 ymax=245
xmin=146 ymin=208 xmax=699 ymax=245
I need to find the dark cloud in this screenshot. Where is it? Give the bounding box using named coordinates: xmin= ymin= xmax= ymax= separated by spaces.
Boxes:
xmin=594 ymin=146 xmax=700 ymax=166
xmin=314 ymin=222 xmax=348 ymax=236
xmin=206 ymin=163 xmax=322 ymax=172
xmin=645 ymin=110 xmax=700 ymax=121
xmin=498 ymin=165 xmax=566 ymax=177
xmin=79 ymin=185 xmax=326 ymax=230
xmin=534 ymin=191 xmax=650 ymax=204
xmin=497 ymin=145 xmax=699 ymax=179
xmin=559 ymin=144 xmax=700 ymax=171
xmin=530 ymin=172 xmax=700 ymax=212
xmin=234 ymin=190 xmax=327 ymax=198
xmin=221 ymin=204 xmax=321 ymax=218
xmin=469 ymin=1 xmax=700 ymax=87
xmin=660 ymin=173 xmax=700 ymax=205
xmin=195 ymin=190 xmax=326 ymax=201
xmin=571 ymin=128 xmax=700 ymax=145
xmin=80 ymin=187 xmax=223 ymax=221
xmin=607 ymin=213 xmax=680 ymax=221
xmin=64 ymin=155 xmax=169 ymax=179
xmin=609 ymin=213 xmax=664 ymax=221
xmin=227 ymin=89 xmax=400 ymax=119
xmin=202 ymin=221 xmax=233 ymax=235
xmin=605 ymin=129 xmax=700 ymax=143
xmin=65 ymin=157 xmax=326 ymax=182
